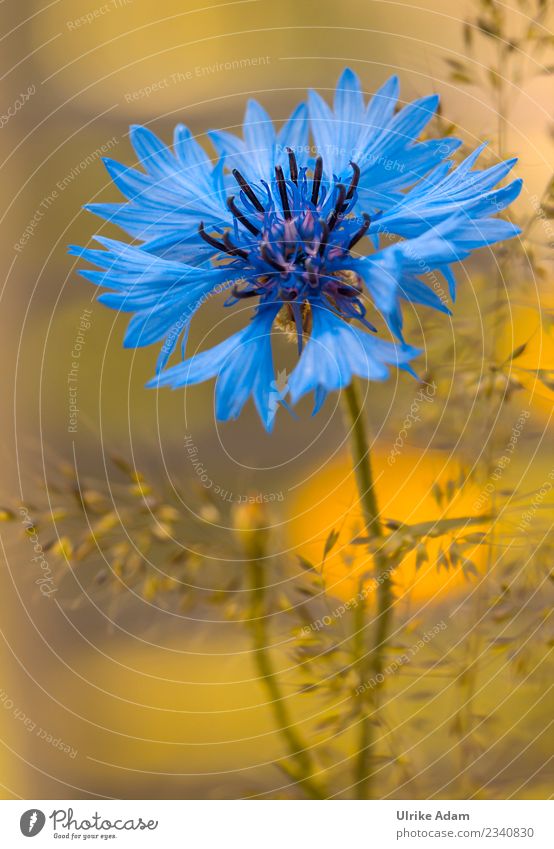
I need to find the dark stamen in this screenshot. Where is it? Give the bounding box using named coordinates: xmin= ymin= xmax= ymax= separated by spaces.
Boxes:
xmin=226 ymin=196 xmax=260 ymax=236
xmin=232 ymin=284 xmax=264 ymax=299
xmin=275 ymin=165 xmax=291 ymax=220
xmin=286 ymin=147 xmax=298 ymax=184
xmin=199 ymin=223 xmax=238 ymax=257
xmin=347 ymin=213 xmax=371 ymax=250
xmin=311 ymin=156 xmax=323 ymax=205
xmin=232 ymin=169 xmax=265 ymax=213
xmin=318 ymin=219 xmax=330 ymax=257
xmin=327 ymin=184 xmax=346 ymax=231
xmin=346 ymin=161 xmax=361 ymax=200
xmin=222 ymin=232 xmax=249 ymax=260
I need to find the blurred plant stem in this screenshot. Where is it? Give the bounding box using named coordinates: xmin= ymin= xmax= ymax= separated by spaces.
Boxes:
xmin=247 ymin=554 xmax=326 ymax=799
xmin=342 ymin=380 xmax=392 ymax=800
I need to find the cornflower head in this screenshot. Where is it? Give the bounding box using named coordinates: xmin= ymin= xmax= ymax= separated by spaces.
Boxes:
xmin=70 ymin=69 xmax=521 ymax=429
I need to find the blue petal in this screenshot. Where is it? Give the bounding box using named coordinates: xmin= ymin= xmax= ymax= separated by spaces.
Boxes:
xmin=334 ymin=68 xmax=365 ymax=158
xmin=208 ymin=129 xmax=248 ymax=170
xmin=129 ymin=125 xmax=178 ymax=180
xmin=173 ymin=124 xmax=212 ymax=170
xmin=363 ymin=75 xmax=399 ymax=131
xmin=69 ymin=239 xmax=233 ymax=355
xmin=357 ymin=212 xmax=521 ymax=332
xmin=288 ymin=301 xmax=419 ymax=404
xmin=150 ymin=304 xmax=281 ymax=430
xmin=276 ymin=103 xmax=309 ymax=159
xmin=211 ymin=101 xmax=310 ymax=187
xmin=85 ymin=126 xmax=230 ymax=247
xmin=308 ymin=87 xmax=337 ymax=172
xmin=309 ymin=70 xmax=455 ymax=198
xmin=242 ymin=99 xmax=277 ymax=179
xmin=375 ymin=145 xmax=521 ymax=237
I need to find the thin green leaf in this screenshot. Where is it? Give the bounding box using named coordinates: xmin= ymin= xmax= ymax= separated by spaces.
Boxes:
xmin=297 ymin=555 xmax=317 ymax=573
xmin=323 ymin=528 xmax=340 ymax=560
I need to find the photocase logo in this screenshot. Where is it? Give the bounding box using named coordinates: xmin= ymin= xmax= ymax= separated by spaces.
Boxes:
xmin=20 ymin=809 xmax=46 ymax=836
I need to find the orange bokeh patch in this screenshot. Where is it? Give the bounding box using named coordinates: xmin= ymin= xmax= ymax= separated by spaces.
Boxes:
xmin=287 ymin=450 xmax=488 ymax=604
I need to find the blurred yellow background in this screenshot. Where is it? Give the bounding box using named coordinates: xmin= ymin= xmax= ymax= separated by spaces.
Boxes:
xmin=1 ymin=0 xmax=553 ymax=799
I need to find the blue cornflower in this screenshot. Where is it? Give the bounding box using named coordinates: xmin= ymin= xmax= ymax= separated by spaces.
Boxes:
xmin=70 ymin=69 xmax=521 ymax=430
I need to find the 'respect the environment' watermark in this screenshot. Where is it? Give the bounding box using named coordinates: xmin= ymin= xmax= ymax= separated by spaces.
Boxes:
xmin=14 ymin=137 xmax=119 ymax=253
xmin=125 ymin=56 xmax=271 ymax=102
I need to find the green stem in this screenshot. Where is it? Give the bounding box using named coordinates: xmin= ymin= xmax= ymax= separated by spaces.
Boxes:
xmin=343 ymin=381 xmax=382 ymax=538
xmin=342 ymin=380 xmax=394 ymax=800
xmin=247 ymin=556 xmax=326 ymax=799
